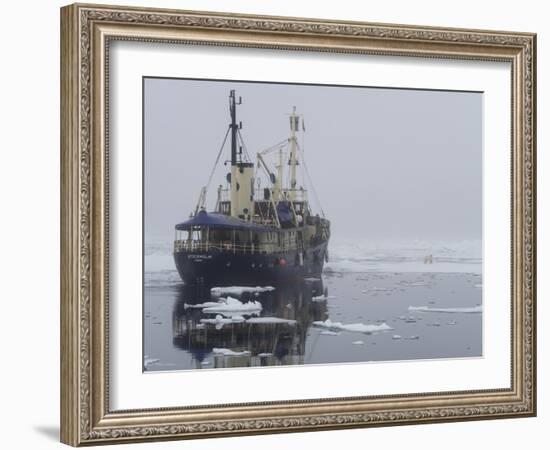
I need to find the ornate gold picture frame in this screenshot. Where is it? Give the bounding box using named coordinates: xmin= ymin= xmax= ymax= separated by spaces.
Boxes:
xmin=60 ymin=3 xmax=536 ymax=446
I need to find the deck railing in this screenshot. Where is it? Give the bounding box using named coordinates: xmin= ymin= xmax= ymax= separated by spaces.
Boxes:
xmin=174 ymin=239 xmax=300 ymax=254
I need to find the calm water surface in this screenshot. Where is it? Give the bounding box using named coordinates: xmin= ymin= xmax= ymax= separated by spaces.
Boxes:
xmin=143 ymin=271 xmax=482 ymax=371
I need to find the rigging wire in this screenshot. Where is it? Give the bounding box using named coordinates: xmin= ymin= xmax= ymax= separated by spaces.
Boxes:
xmin=299 ymin=116 xmax=311 ymax=214
xmin=296 ymin=141 xmax=325 ymax=217
xmin=203 ymin=126 xmax=231 ymax=198
xmin=237 ymin=129 xmax=252 ymax=163
xmin=258 ymin=139 xmax=290 ymax=156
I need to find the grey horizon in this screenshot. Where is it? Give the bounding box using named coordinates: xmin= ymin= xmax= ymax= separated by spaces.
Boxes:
xmin=144 ymin=78 xmax=482 ymax=245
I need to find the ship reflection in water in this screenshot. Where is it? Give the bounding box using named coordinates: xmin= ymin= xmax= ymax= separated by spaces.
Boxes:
xmin=171 ymin=280 xmax=328 ymax=370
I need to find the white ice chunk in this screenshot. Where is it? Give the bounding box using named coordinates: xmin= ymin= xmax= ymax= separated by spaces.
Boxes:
xmin=200 ymin=314 xmax=245 ymax=324
xmin=408 ymin=305 xmax=482 ymax=314
xmin=392 ymin=335 xmax=402 ymax=340
xmin=320 ymin=330 xmax=340 ymax=336
xmin=352 ymin=340 xmax=364 ymax=345
xmin=312 ymin=319 xmax=392 ymax=334
xmin=144 ymin=358 xmax=160 ymax=367
xmin=312 ymin=294 xmax=336 ymax=302
xmin=184 ymin=301 xmax=221 ymax=309
xmin=202 ymin=296 xmax=262 ymax=315
xmin=246 ymin=317 xmax=297 ymax=325
xmin=200 ymin=314 xmax=245 ymax=329
xmin=212 ymin=348 xmax=251 ymax=357
xmin=211 ymin=286 xmax=275 ymax=297
xmin=258 ymin=353 xmax=273 ymax=357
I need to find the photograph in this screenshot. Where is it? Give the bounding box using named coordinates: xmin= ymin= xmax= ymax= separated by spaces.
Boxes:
xmin=58 ymin=3 xmax=536 ymax=445
xmin=143 ymin=78 xmax=483 ymax=372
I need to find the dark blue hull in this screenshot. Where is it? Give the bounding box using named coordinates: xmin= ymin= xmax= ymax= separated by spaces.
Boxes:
xmin=174 ymin=242 xmax=328 ymax=286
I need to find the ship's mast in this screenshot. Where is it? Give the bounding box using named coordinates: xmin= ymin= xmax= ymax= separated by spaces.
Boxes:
xmin=275 ymin=146 xmax=283 ymax=201
xmin=228 ymin=90 xmax=255 ymax=219
xmin=289 ymin=106 xmax=299 ymax=201
xmin=229 ymin=90 xmax=240 ymax=165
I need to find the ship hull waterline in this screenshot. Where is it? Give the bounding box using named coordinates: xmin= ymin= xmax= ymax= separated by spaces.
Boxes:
xmin=174 ymin=242 xmax=328 ymax=286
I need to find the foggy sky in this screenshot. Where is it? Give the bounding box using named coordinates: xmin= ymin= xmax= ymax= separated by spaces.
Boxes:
xmin=144 ymin=78 xmax=482 ymax=242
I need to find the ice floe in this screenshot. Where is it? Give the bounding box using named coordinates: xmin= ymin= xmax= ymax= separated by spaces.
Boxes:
xmin=184 ymin=301 xmax=222 ymax=309
xmin=397 ymin=315 xmax=418 ymax=322
xmin=210 ymin=286 xmax=275 ymax=297
xmin=313 ymin=319 xmax=392 ymax=334
xmin=323 ymin=238 xmax=482 ymax=274
xmin=408 ymin=305 xmax=482 ymax=314
xmin=246 ymin=317 xmax=297 ymax=325
xmin=352 ymin=340 xmax=364 ymax=345
xmin=212 ymin=348 xmax=251 ymax=357
xmin=144 ymin=268 xmax=182 ymax=288
xmin=393 ymin=335 xmax=419 ymax=341
xmin=202 ymin=296 xmax=262 ymax=315
xmin=144 ymin=358 xmax=160 ymax=368
xmin=320 ymin=330 xmax=340 ymax=336
xmin=200 ymin=314 xmax=246 ymax=329
xmin=200 ymin=314 xmax=296 ymax=328
xmin=312 ymin=294 xmax=336 ymax=302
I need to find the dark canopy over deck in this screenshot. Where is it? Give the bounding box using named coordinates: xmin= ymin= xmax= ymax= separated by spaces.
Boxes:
xmin=175 ymin=210 xmax=273 ymax=232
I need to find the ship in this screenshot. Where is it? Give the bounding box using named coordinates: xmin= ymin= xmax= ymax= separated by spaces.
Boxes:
xmin=174 ymin=90 xmax=330 ymax=286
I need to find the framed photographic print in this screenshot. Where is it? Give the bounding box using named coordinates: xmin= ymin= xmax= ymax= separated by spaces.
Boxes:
xmin=60 ymin=3 xmax=536 ymax=446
